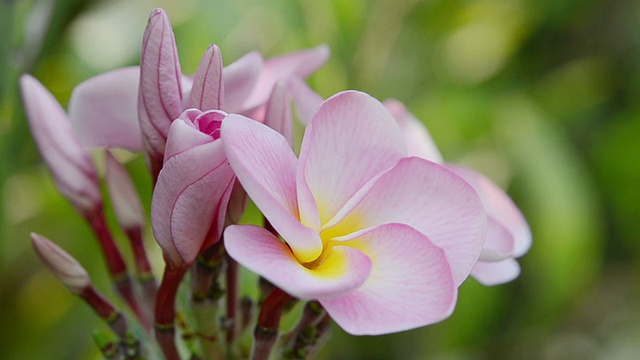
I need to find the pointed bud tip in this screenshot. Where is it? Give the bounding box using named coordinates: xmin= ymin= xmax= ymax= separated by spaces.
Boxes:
xmin=30 ymin=233 xmax=91 ymax=293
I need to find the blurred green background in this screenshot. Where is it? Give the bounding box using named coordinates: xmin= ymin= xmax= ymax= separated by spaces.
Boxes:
xmin=1 ymin=0 xmax=639 ymax=359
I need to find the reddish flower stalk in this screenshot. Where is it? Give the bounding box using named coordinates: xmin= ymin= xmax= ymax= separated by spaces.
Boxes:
xmin=80 ymin=286 xmax=128 ymax=339
xmin=225 ymin=253 xmax=238 ymax=344
xmin=155 ymin=263 xmax=188 ymax=360
xmin=124 ymin=227 xmax=156 ymax=300
xmin=251 ymin=287 xmax=294 ymax=360
xmin=85 ymin=207 xmax=149 ymax=329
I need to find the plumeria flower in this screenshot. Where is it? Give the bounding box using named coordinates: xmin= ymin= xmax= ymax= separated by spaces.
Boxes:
xmin=221 ymin=91 xmax=486 ymax=335
xmin=384 ymin=100 xmax=532 ymax=286
xmin=68 ymin=8 xmax=329 ymax=181
xmin=151 ymin=109 xmax=235 ymax=269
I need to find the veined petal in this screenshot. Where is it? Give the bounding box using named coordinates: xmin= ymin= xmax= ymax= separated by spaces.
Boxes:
xmin=263 ymin=81 xmax=293 ymax=148
xmin=471 ymin=258 xmax=521 ymax=286
xmin=242 ymin=44 xmax=330 ymax=111
xmin=151 ymin=140 xmax=232 ymax=266
xmin=446 ymin=164 xmax=531 ymax=257
xmin=187 ymin=44 xmax=224 ymax=111
xmin=139 ymin=8 xmax=184 ymax=175
xmin=68 ymin=67 xmax=142 ymax=151
xmin=224 ymin=225 xmax=371 ymax=299
xmin=221 ymin=115 xmax=322 ymax=263
xmin=299 ymin=91 xmax=406 ymax=225
xmin=104 ymin=151 xmax=145 ymax=231
xmin=223 ymin=51 xmax=263 ymax=113
xmin=164 ymin=111 xmax=225 ymax=162
xmin=31 ymin=233 xmax=91 ymax=294
xmin=383 ymin=99 xmax=443 ymax=163
xmin=287 ymin=77 xmax=323 ymax=126
xmin=326 ymin=157 xmax=486 ymax=285
xmin=20 ymin=75 xmax=102 ymax=214
xmin=479 ymin=217 xmax=515 ymax=261
xmin=320 ymin=223 xmax=457 ymax=335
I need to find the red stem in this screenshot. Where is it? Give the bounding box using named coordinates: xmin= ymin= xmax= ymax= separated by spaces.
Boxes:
xmin=258 ymin=287 xmax=293 ymax=330
xmin=155 ymin=263 xmax=188 ymax=360
xmin=226 ymin=253 xmax=238 ymax=344
xmin=80 ymin=286 xmax=128 ymax=339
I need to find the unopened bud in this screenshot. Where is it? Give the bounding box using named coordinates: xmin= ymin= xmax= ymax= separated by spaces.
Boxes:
xmin=31 ymin=233 xmax=90 ymax=294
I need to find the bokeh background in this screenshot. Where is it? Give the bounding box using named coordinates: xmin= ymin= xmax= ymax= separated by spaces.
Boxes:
xmin=1 ymin=0 xmax=639 ymax=359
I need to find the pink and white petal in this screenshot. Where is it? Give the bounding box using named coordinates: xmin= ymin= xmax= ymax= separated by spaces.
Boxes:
xmin=383 ymin=99 xmax=444 ymax=163
xmin=225 ymin=225 xmax=371 ymax=299
xmin=20 ymin=75 xmax=102 ymax=213
xmin=287 ymin=77 xmax=323 ymax=126
xmin=68 ymin=67 xmax=142 ymax=151
xmin=242 ymin=44 xmax=330 ymax=110
xmin=263 ymin=81 xmax=293 ymax=148
xmin=327 ymin=157 xmax=486 ymax=285
xmin=171 ymin=162 xmax=235 ymax=264
xmin=471 ymin=258 xmax=521 ymax=286
xmin=221 ymin=115 xmax=323 ymax=262
xmin=320 ymin=223 xmax=457 ymax=335
xmin=299 ymin=91 xmax=407 ymax=225
xmin=151 ymin=140 xmax=227 ymax=266
xmin=163 ymin=114 xmax=219 ymax=162
xmin=479 ymin=217 xmax=515 ymax=262
xmin=104 ymin=151 xmax=145 ymax=231
xmin=187 ymin=44 xmax=224 ymax=111
xmin=139 ymin=9 xmax=184 ymax=174
xmin=446 ymin=164 xmax=531 ymax=257
xmin=223 ymin=51 xmax=263 ymax=113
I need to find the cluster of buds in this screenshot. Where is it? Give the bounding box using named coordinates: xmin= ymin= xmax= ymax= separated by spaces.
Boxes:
xmin=21 ymin=8 xmax=531 ymax=360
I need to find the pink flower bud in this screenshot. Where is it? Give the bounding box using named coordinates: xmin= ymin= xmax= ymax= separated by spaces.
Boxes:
xmin=31 ymin=233 xmax=91 ymax=294
xmin=104 ymin=151 xmax=145 ymax=231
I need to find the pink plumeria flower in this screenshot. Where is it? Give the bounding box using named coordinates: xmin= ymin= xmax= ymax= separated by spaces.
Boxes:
xmin=384 ymin=99 xmax=532 ymax=286
xmin=151 ymin=109 xmax=235 ymax=268
xmin=64 ymin=8 xmax=329 ymax=181
xmin=20 ymin=75 xmax=102 ymax=216
xmin=221 ymin=91 xmax=486 ymax=335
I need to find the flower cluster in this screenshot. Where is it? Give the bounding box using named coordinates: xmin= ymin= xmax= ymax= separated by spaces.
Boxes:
xmin=21 ymin=8 xmax=530 ymax=360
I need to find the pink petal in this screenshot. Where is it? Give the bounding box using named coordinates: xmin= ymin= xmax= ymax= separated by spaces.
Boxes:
xmin=263 ymin=81 xmax=293 ymax=148
xmin=151 ymin=140 xmax=233 ymax=266
xmin=187 ymin=44 xmax=224 ymax=111
xmin=383 ymin=99 xmax=443 ymax=163
xmin=471 ymin=258 xmax=521 ymax=286
xmin=163 ymin=110 xmax=225 ymax=162
xmin=223 ymin=51 xmax=263 ymax=113
xmin=446 ymin=164 xmax=531 ymax=257
xmin=31 ymin=233 xmax=91 ymax=294
xmin=325 ymin=157 xmax=486 ymax=285
xmin=287 ymin=77 xmax=323 ymax=126
xmin=224 ymin=225 xmax=371 ymax=299
xmin=221 ymin=115 xmax=323 ymax=263
xmin=321 ymin=223 xmax=457 ymax=335
xmin=299 ymin=91 xmax=406 ymax=225
xmin=479 ymin=217 xmax=515 ymax=261
xmin=20 ymin=75 xmax=102 ymax=214
xmin=242 ymin=45 xmax=330 ymax=111
xmin=225 ymin=180 xmax=247 ymax=225
xmin=68 ymin=67 xmax=142 ymax=151
xmin=138 ymin=8 xmax=184 ymax=175
xmin=104 ymin=151 xmax=145 ymax=231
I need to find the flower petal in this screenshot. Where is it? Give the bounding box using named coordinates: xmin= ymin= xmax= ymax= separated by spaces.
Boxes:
xmin=139 ymin=8 xmax=184 ymax=177
xmin=104 ymin=151 xmax=145 ymax=231
xmin=223 ymin=51 xmax=263 ymax=113
xmin=320 ymin=223 xmax=457 ymax=335
xmin=187 ymin=44 xmax=224 ymax=111
xmin=446 ymin=164 xmax=531 ymax=257
xmin=471 ymin=258 xmax=521 ymax=286
xmin=479 ymin=217 xmax=515 ymax=261
xmin=151 ymin=140 xmax=233 ymax=266
xmin=383 ymin=99 xmax=443 ymax=163
xmin=163 ymin=110 xmax=225 ymax=162
xmin=68 ymin=67 xmax=142 ymax=151
xmin=221 ymin=115 xmax=323 ymax=263
xmin=242 ymin=44 xmax=330 ymax=111
xmin=20 ymin=75 xmax=102 ymax=214
xmin=287 ymin=77 xmax=323 ymax=126
xmin=263 ymin=81 xmax=293 ymax=148
xmin=299 ymin=91 xmax=406 ymax=225
xmin=224 ymin=225 xmax=371 ymax=299
xmin=325 ymin=157 xmax=486 ymax=285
